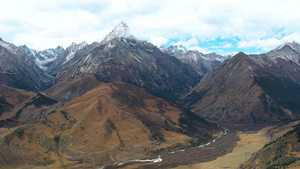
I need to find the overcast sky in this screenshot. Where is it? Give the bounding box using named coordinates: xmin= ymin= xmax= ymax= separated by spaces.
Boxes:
xmin=1 ymin=0 xmax=300 ymax=55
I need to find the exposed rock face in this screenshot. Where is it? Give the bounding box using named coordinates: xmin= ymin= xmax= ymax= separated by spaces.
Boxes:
xmin=0 ymin=39 xmax=53 ymax=91
xmin=178 ymin=50 xmax=300 ymax=124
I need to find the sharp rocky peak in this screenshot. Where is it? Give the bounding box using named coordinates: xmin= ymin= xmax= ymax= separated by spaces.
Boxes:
xmin=101 ymin=21 xmax=135 ymax=44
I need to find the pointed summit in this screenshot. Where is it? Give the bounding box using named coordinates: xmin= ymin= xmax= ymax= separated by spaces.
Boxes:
xmin=101 ymin=21 xmax=135 ymax=44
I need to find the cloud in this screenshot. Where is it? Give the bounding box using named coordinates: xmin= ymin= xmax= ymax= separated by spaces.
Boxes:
xmin=223 ymin=43 xmax=233 ymax=48
xmin=173 ymin=38 xmax=199 ymax=49
xmin=0 ymin=0 xmax=300 ymax=54
xmin=150 ymin=37 xmax=169 ymax=47
xmin=237 ymin=32 xmax=300 ymax=51
xmin=189 ymin=46 xmax=212 ymax=54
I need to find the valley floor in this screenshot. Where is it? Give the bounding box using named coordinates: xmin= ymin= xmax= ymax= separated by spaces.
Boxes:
xmin=117 ymin=121 xmax=300 ymax=169
xmin=174 ymin=121 xmax=300 ymax=169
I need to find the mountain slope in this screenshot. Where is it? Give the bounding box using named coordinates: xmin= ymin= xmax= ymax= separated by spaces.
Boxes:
xmin=0 ymin=85 xmax=58 ymax=127
xmin=0 ymin=39 xmax=54 ymax=91
xmin=178 ymin=49 xmax=300 ymax=124
xmin=49 ymin=22 xmax=201 ymax=101
xmin=240 ymin=125 xmax=300 ymax=168
xmin=0 ymin=82 xmax=220 ymax=168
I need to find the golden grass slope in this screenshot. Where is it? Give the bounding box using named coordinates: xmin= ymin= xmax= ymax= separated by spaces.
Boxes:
xmin=241 ymin=124 xmax=300 ymax=169
xmin=0 ymin=82 xmax=219 ymax=168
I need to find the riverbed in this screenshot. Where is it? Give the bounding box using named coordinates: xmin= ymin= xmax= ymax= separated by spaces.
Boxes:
xmin=174 ymin=121 xmax=300 ymax=169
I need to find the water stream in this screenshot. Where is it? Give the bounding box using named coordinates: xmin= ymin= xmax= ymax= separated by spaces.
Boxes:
xmin=99 ymin=127 xmax=229 ymax=168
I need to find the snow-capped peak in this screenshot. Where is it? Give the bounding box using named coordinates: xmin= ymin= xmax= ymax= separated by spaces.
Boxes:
xmin=101 ymin=21 xmax=135 ymax=44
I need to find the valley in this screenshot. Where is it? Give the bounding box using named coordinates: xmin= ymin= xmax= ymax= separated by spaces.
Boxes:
xmin=110 ymin=121 xmax=300 ymax=169
xmin=174 ymin=121 xmax=300 ymax=169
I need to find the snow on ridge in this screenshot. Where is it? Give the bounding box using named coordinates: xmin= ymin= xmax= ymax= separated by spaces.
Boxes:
xmin=0 ymin=40 xmax=18 ymax=55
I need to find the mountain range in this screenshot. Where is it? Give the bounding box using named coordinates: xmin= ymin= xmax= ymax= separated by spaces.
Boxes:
xmin=0 ymin=22 xmax=222 ymax=168
xmin=0 ymin=21 xmax=300 ymax=168
xmin=47 ymin=22 xmax=202 ymax=101
xmin=178 ymin=42 xmax=300 ymax=124
xmin=160 ymin=45 xmax=230 ymax=76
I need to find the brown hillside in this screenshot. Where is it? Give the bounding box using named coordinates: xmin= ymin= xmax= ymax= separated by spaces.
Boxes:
xmin=0 ymin=82 xmax=220 ymax=168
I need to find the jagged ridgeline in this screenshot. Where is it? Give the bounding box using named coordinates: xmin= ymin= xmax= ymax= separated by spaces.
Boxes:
xmin=47 ymin=22 xmax=201 ymax=101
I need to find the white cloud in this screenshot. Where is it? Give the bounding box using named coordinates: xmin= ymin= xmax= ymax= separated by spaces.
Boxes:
xmin=223 ymin=43 xmax=232 ymax=48
xmin=150 ymin=37 xmax=169 ymax=47
xmin=0 ymin=0 xmax=300 ymax=52
xmin=173 ymin=38 xmax=199 ymax=49
xmin=237 ymin=32 xmax=300 ymax=51
xmin=189 ymin=46 xmax=212 ymax=54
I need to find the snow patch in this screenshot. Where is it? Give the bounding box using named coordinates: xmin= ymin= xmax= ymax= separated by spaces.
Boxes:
xmin=63 ymin=51 xmax=75 ymax=65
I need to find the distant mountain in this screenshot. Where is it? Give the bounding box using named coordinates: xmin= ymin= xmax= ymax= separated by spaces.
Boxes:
xmin=0 ymin=82 xmax=220 ymax=168
xmin=19 ymin=45 xmax=64 ymax=70
xmin=267 ymin=41 xmax=300 ymax=64
xmin=45 ymin=41 xmax=88 ymax=76
xmin=160 ymin=45 xmax=230 ymax=76
xmin=0 ymin=38 xmax=53 ymax=91
xmin=48 ymin=22 xmax=201 ymax=101
xmin=240 ymin=125 xmax=300 ymax=168
xmin=178 ymin=42 xmax=300 ymax=124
